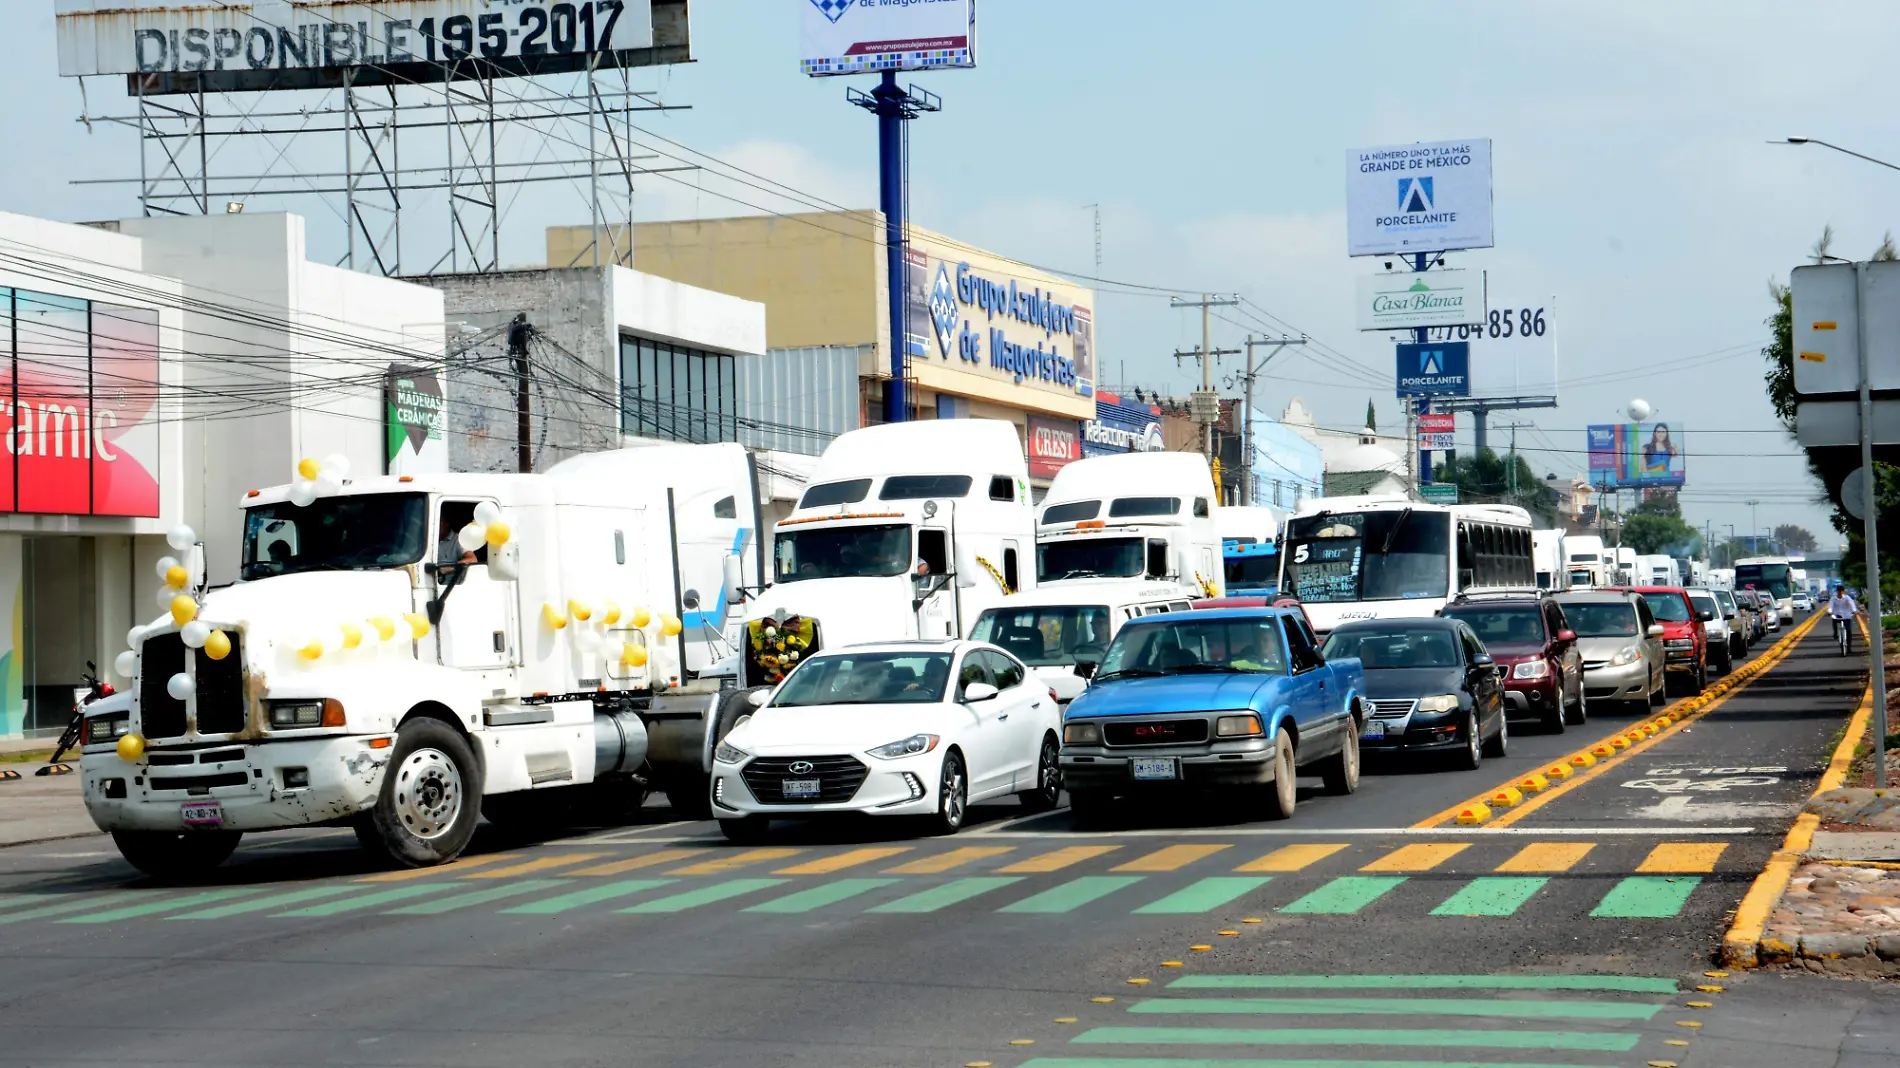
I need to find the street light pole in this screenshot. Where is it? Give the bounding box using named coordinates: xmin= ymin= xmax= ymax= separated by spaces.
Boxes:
xmin=1777 ymin=137 xmax=1900 ymax=173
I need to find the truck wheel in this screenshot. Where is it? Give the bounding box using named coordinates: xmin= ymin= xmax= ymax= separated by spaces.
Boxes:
xmin=1320 ymin=718 xmax=1360 ymax=795
xmin=1017 ymin=733 xmax=1062 ymax=812
xmin=370 ymin=717 xmax=481 ymax=868
xmin=1261 ymin=727 xmax=1297 ymax=820
xmin=111 ymin=830 xmax=242 ymax=882
xmin=718 ymin=816 xmax=771 ymax=844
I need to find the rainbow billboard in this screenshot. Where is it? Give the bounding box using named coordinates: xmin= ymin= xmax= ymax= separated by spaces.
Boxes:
xmin=1588 ymin=422 xmax=1685 ymax=488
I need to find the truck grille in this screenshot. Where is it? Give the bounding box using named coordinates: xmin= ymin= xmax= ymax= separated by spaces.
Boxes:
xmin=740 ymin=755 xmax=868 ymax=804
xmin=138 ymin=633 xmax=188 ymax=739
xmin=1103 ymin=719 xmax=1210 ymax=746
xmin=194 ymin=634 xmax=247 ymax=734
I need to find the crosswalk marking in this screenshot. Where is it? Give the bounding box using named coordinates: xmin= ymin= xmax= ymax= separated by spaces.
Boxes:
xmin=357 ymin=853 xmax=520 ymax=882
xmin=1590 ymin=876 xmax=1702 ymax=918
xmin=867 ymin=876 xmax=1023 ymax=913
xmin=618 ymin=877 xmax=789 ymax=913
xmin=501 ymin=879 xmax=675 ymax=915
xmin=1068 ymin=1026 xmax=1642 ymax=1052
xmin=1233 ymin=843 xmax=1348 ymax=872
xmin=1115 ymin=845 xmax=1232 ymax=872
xmin=1430 ymin=877 xmax=1550 ymax=917
xmin=0 ymin=893 xmax=138 ymax=924
xmin=1496 ymin=842 xmax=1595 ymax=873
xmin=775 ymin=847 xmax=911 ymax=875
xmin=745 ymin=878 xmax=901 ymax=914
xmin=461 ymin=854 xmax=608 ymax=879
xmin=60 ymin=888 xmax=260 ymax=924
xmin=1000 ymin=876 xmax=1144 ymax=914
xmin=1134 ymin=877 xmax=1271 ymax=915
xmin=274 ymin=884 xmax=444 ymax=917
xmin=1125 ymin=996 xmax=1661 ymax=1020
xmin=666 ymin=849 xmax=801 ymax=876
xmin=385 ymin=879 xmax=569 ymax=915
xmin=1167 ymin=974 xmax=1679 ymax=992
xmin=1279 ymin=876 xmax=1406 ymax=914
xmin=1360 ymin=843 xmax=1470 ymax=872
xmin=168 ymin=884 xmax=361 ymax=919
xmin=998 ymin=845 xmax=1121 ymax=873
xmin=1636 ymin=842 xmax=1727 ymax=873
xmin=567 ymin=850 xmax=705 ymax=877
xmin=884 ymin=846 xmax=1012 ymax=874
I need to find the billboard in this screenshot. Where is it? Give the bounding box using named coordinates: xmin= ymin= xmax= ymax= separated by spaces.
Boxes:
xmin=1588 ymin=422 xmax=1685 ymax=488
xmin=1346 ymin=139 xmax=1494 ymax=257
xmin=801 ymin=0 xmax=975 ymax=76
xmin=1355 ymin=268 xmax=1484 ymax=331
xmin=1025 ymin=414 xmax=1080 ymax=479
xmin=56 ymin=1 xmax=670 ymax=92
xmin=385 ymin=364 xmax=447 ymax=476
xmin=1418 ymin=412 xmax=1455 ymax=450
xmin=902 ymin=232 xmax=1094 ymax=402
xmin=1395 ymin=341 xmax=1470 ymax=397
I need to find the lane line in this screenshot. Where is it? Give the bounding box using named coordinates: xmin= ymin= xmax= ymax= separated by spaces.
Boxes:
xmin=617 ymin=878 xmax=789 ymax=913
xmin=1126 ymin=996 xmax=1660 ymax=1020
xmin=60 ymin=888 xmax=260 ymax=924
xmin=1636 ymin=842 xmax=1728 ymax=874
xmin=568 ymin=849 xmax=706 ymax=876
xmin=999 ymin=876 xmax=1144 ymax=914
xmin=384 ymin=879 xmax=569 ymax=914
xmin=500 ymin=879 xmax=675 ymax=915
xmin=1234 ymin=843 xmax=1349 ymax=871
xmin=357 ymin=853 xmax=520 ymax=883
xmin=274 ymin=884 xmax=445 ymax=917
xmin=167 ymin=884 xmax=360 ymax=919
xmin=1015 ymin=1059 xmax=1617 ymax=1068
xmin=866 ymin=876 xmax=1023 ymax=913
xmin=884 ymin=846 xmax=1013 ymax=874
xmin=666 ymin=849 xmax=801 ymax=875
xmin=1590 ymin=876 xmax=1702 ymax=918
xmin=743 ymin=878 xmax=901 ymax=914
xmin=998 ymin=845 xmax=1122 ymax=873
xmin=1134 ymin=877 xmax=1272 ymax=914
xmin=615 ymin=826 xmax=1753 ymax=842
xmin=775 ymin=847 xmax=912 ymax=875
xmin=1429 ymin=877 xmax=1550 ymax=917
xmin=1495 ymin=842 xmax=1595 ymax=872
xmin=1069 ymin=1027 xmax=1641 ymax=1051
xmin=1278 ymin=876 xmax=1405 ymax=915
xmin=1166 ymin=975 xmax=1679 ymax=992
xmin=1359 ymin=843 xmax=1470 ymax=872
xmin=1114 ymin=844 xmax=1234 ymax=872
xmin=461 ymin=854 xmax=608 ymax=879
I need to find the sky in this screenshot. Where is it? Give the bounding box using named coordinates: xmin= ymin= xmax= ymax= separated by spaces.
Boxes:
xmin=14 ymin=0 xmax=1900 ymax=549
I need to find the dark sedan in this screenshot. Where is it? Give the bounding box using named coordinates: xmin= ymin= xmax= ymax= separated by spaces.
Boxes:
xmin=1319 ymin=617 xmax=1508 ymax=770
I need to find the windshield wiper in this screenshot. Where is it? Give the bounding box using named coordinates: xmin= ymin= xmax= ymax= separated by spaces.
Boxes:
xmin=1057 ymin=568 xmax=1101 ymax=580
xmin=1163 ymin=664 xmax=1244 ymax=674
xmin=1380 ymin=507 xmax=1413 ymax=555
xmin=1095 ymin=668 xmax=1164 ymax=681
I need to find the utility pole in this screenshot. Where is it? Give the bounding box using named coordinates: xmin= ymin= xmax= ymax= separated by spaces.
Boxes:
xmin=1746 ymin=499 xmax=1761 ymax=546
xmin=848 ymin=74 xmax=940 ymax=426
xmin=1238 ymin=334 xmax=1308 ymax=505
xmin=507 ymin=313 xmax=532 ymax=473
xmin=1171 ymin=293 xmax=1239 ymax=461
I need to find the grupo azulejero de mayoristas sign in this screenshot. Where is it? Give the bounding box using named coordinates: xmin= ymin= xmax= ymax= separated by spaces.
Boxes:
xmin=1355 ymin=268 xmax=1485 ymax=331
xmin=903 ymin=236 xmax=1095 ymax=398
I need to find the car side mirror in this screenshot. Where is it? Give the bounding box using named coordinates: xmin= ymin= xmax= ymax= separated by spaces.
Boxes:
xmin=747 ymin=688 xmax=772 ymax=708
xmin=1647 ymin=624 xmax=1665 ymax=638
xmin=1074 ymin=658 xmax=1099 ymax=681
xmin=1472 ymin=652 xmax=1495 ymax=667
xmin=962 ymin=681 xmax=999 ymax=703
xmin=1698 ymin=609 xmax=1715 ymax=622
xmin=1555 ymin=629 xmax=1576 ymax=643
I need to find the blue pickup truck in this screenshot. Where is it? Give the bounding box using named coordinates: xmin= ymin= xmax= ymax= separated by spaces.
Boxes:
xmin=1059 ymin=606 xmax=1366 ymax=822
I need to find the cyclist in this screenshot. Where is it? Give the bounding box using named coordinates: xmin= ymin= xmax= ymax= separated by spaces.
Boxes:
xmin=1828 ymin=583 xmax=1859 ymax=655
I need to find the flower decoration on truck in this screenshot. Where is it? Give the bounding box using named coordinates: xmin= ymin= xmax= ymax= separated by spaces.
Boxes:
xmin=748 ymin=612 xmax=814 ymax=683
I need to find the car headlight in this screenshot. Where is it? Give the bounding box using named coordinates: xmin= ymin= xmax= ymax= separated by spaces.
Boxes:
xmin=867 ymin=734 xmax=940 ymax=760
xmin=268 ymin=699 xmax=343 ymax=729
xmin=713 ymin=740 xmax=750 ymax=765
xmin=81 ymin=712 xmax=130 ymax=745
xmin=1609 ymin=645 xmax=1641 ymax=667
xmin=1416 ymin=694 xmax=1459 ymax=713
xmin=1063 ymin=722 xmax=1101 ymax=745
xmin=1215 ymin=714 xmax=1263 ymax=737
xmin=1511 ymin=660 xmax=1550 ymax=679
xmin=1663 ymin=638 xmax=1693 ymax=649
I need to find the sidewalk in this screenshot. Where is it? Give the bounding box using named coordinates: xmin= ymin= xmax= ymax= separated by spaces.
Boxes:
xmin=0 ymin=771 xmax=100 ymax=848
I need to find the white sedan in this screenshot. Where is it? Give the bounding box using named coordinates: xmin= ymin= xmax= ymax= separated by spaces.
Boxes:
xmin=709 ymin=640 xmax=1061 ymax=842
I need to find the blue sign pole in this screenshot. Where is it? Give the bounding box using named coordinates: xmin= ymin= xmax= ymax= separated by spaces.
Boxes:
xmin=874 ymin=71 xmax=908 ymax=424
xmin=1413 ymin=252 xmax=1432 ymax=487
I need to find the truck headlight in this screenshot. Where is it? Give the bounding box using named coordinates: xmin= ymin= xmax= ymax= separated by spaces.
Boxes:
xmin=1609 ymin=645 xmax=1641 ymax=667
xmin=1215 ymin=714 xmax=1263 ymax=737
xmin=1063 ymin=722 xmax=1101 ymax=745
xmin=1512 ymin=660 xmax=1550 ymax=679
xmin=1663 ymin=638 xmax=1693 ymax=650
xmin=81 ymin=712 xmax=130 ymax=745
xmin=1416 ymin=694 xmax=1459 ymax=713
xmin=713 ymin=740 xmax=750 ymax=765
xmin=268 ymin=699 xmax=344 ymax=729
xmin=867 ymin=734 xmax=939 ymax=760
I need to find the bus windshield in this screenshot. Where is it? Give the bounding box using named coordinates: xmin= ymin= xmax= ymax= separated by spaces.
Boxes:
xmin=1280 ymin=510 xmax=1450 ymax=603
xmin=1736 ymin=563 xmax=1792 ymax=600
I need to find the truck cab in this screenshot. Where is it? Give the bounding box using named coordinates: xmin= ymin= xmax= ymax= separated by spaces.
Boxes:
xmin=969 ymin=580 xmax=1196 ymax=705
xmin=1218 ymin=505 xmax=1283 ymax=596
xmin=1033 ymin=452 xmax=1222 ymax=599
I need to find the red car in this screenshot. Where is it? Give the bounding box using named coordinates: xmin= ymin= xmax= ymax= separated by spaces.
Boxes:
xmin=1442 ymin=593 xmax=1585 ymax=732
xmin=1602 ymin=586 xmax=1709 ymax=693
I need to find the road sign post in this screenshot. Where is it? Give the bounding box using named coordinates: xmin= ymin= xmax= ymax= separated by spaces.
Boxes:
xmin=1854 ymin=262 xmax=1888 ymax=790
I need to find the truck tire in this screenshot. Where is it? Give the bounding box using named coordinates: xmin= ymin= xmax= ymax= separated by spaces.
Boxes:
xmin=1261 ymin=727 xmax=1297 ymax=820
xmin=1319 ymin=716 xmax=1360 ymax=795
xmin=111 ymin=829 xmax=242 ymax=882
xmin=369 ymin=717 xmax=481 ymax=868
xmin=670 ymin=686 xmax=765 ymax=821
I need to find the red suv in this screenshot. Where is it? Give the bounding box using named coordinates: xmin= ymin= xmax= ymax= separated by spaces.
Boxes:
xmin=1604 ymin=586 xmax=1708 ymax=693
xmin=1443 ymin=593 xmax=1585 ymax=732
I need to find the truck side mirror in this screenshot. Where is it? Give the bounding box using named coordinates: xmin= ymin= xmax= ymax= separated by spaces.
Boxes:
xmin=955 ymin=544 xmax=979 ymax=589
xmin=1074 ymin=658 xmax=1099 ymax=681
xmin=489 ymin=540 xmax=520 ymax=582
xmin=723 ymin=555 xmax=745 ymax=606
xmin=186 ymin=545 xmax=208 ymax=589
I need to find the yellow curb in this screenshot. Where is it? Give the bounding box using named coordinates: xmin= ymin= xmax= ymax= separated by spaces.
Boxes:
xmin=1189 ymin=944 xmax=1212 ymax=951
xmin=1516 ymin=773 xmax=1549 ymax=793
xmin=1242 ymin=917 xmax=1262 ymax=923
xmin=1665 ymin=1039 xmax=1691 ymax=1046
xmin=1696 ymin=985 xmax=1724 ymax=993
xmin=1008 ymin=1039 xmax=1035 ymax=1046
xmin=1639 ymin=724 xmax=1658 ymax=737
xmin=1686 ymin=1001 xmax=1713 ymax=1009
xmin=1704 ymin=970 xmax=1729 ymax=978
xmin=966 ymin=1062 xmax=994 ymax=1067
xmin=1456 ymin=801 xmax=1493 ymax=825
xmin=1054 ymin=1017 xmax=1078 ymax=1024
xmin=1218 ymin=930 xmax=1240 ymax=936
xmin=1489 ymin=786 xmax=1524 ymax=808
xmin=1649 ymin=1061 xmax=1679 ymax=1067
xmin=1126 ymin=978 xmax=1150 ymax=985
xmin=1675 ymin=1020 xmax=1702 ymax=1029
xmin=1593 ymin=742 xmax=1617 ymax=757
xmin=1624 ymin=731 xmax=1645 ymax=744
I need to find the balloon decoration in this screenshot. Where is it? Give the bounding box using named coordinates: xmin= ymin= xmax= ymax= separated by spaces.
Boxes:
xmin=289 ymin=455 xmax=353 ymax=507
xmin=659 ymin=613 xmax=682 ymax=637
xmin=116 ymin=733 xmax=146 ymax=762
xmin=368 ymin=616 xmax=397 ymax=642
xmin=339 ymin=622 xmax=363 ymax=649
xmin=113 ymin=650 xmax=137 ymax=679
xmin=568 ymin=599 xmax=592 ymax=622
xmin=456 ymin=523 xmax=486 ymax=554
xmin=296 ymin=457 xmax=322 ymax=481
xmin=166 ymin=525 xmax=197 ymax=552
xmin=170 ymin=595 xmax=198 ymax=627
xmin=601 ymin=601 xmax=621 ymax=626
xmin=204 ymin=629 xmax=232 ymax=661
xmin=125 ymin=626 xmax=145 ymax=649
xmin=180 ymin=620 xmax=211 ymax=649
xmin=484 ymin=521 xmax=511 ymax=547
xmin=166 ymin=672 xmax=195 ymax=701
xmin=473 ymin=501 xmax=502 ymax=526
xmin=631 ymin=607 xmax=652 ymax=628
xmin=620 ymin=642 xmax=649 ymax=668
xmin=543 ymin=603 xmax=569 ymax=630
xmin=403 ymin=613 xmax=431 ymax=640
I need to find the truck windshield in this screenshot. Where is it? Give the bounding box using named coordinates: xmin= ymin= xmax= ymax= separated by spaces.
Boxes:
xmin=1224 ymin=552 xmax=1278 ymax=591
xmin=1037 ymin=536 xmax=1144 ymax=581
xmin=970 ymin=605 xmax=1112 ymax=666
xmin=241 ymin=492 xmax=429 ymax=581
xmin=1097 ymin=617 xmax=1286 ymax=678
xmin=774 ymin=524 xmax=910 ymax=582
xmin=771 ymin=651 xmax=953 ymax=706
xmin=1281 ymin=510 xmax=1450 ymax=603
xmin=1736 ymin=563 xmax=1792 ymax=600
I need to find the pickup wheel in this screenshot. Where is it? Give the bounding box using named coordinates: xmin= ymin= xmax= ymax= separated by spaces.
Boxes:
xmin=369 ymin=718 xmax=481 ymax=868
xmin=1261 ymin=727 xmax=1297 ymax=820
xmin=1320 ymin=715 xmax=1360 ymax=795
xmin=1018 ymin=733 xmax=1062 ymax=812
xmin=111 ymin=830 xmax=241 ymax=882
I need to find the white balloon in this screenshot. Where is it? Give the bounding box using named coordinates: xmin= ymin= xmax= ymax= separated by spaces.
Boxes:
xmin=472 ymin=500 xmax=503 ymax=526
xmin=158 ymin=584 xmax=182 ymax=608
xmin=1628 ymin=398 xmax=1653 ymax=422
xmin=126 ymin=625 xmax=144 ymax=648
xmin=155 ymin=555 xmax=181 ymax=581
xmin=456 ymin=523 xmax=486 ymax=553
xmin=358 ymin=621 xmax=382 ymax=646
xmin=323 ymin=452 xmax=351 ymax=479
xmin=315 ymin=472 xmax=343 ymax=496
xmin=180 ymin=620 xmax=211 ymax=648
xmin=113 ymin=651 xmax=137 ymax=679
xmin=166 ymin=672 xmax=195 ymax=701
xmin=166 ymin=524 xmax=197 ymax=551
xmin=288 ymin=480 xmax=318 ymax=508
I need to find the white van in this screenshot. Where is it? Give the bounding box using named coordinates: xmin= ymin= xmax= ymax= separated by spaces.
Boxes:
xmin=968 ymin=580 xmax=1195 ymax=704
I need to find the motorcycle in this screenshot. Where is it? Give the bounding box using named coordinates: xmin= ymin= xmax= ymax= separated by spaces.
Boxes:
xmin=38 ymin=661 xmax=114 ymax=775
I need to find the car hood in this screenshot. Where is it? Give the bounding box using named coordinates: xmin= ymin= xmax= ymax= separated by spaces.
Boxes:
xmin=1066 ymin=673 xmax=1274 ymax=720
xmin=1656 ymin=621 xmax=1697 ymax=639
xmin=1577 ymin=635 xmax=1641 ymax=659
xmin=1479 ymin=642 xmax=1545 ymax=662
xmin=727 ymin=702 xmax=960 ymax=755
xmin=1361 ymin=666 xmax=1463 ymax=700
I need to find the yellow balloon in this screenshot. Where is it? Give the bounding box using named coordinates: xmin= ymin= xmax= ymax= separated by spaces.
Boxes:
xmin=485 ymin=521 xmax=511 ymax=547
xmin=299 ymin=639 xmax=324 ymax=660
xmin=170 ymin=595 xmax=198 ymax=626
xmin=164 ymin=565 xmax=189 ymax=588
xmin=403 ymin=613 xmax=431 ymax=639
xmin=204 ymin=629 xmax=232 ymax=661
xmin=621 ymin=643 xmax=648 ymax=668
xmin=659 ymin=613 xmax=682 ymax=637
xmin=115 ymin=732 xmax=146 ymax=762
xmin=339 ymin=622 xmax=363 ymax=649
xmin=601 ymin=601 xmax=621 ymax=625
xmin=543 ymin=603 xmax=568 ymax=629
xmin=368 ymin=616 xmax=396 ymax=642
xmin=568 ymin=599 xmax=592 ymax=622
xmin=296 ymin=457 xmax=322 ymax=481
xmin=631 ymin=607 xmax=652 ymax=628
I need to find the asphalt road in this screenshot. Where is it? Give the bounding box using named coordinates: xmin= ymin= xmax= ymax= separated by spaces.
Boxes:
xmin=0 ymin=611 xmax=1894 ymax=1068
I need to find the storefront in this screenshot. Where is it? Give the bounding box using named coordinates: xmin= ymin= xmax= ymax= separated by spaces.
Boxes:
xmin=1083 ymin=391 xmax=1165 ymax=458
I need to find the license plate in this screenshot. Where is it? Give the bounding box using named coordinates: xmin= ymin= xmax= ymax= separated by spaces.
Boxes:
xmin=180 ymin=801 xmax=224 ymax=827
xmin=781 ymin=778 xmax=821 ymax=799
xmin=1362 ymin=721 xmax=1386 ymax=738
xmin=1131 ymin=758 xmax=1177 ymax=781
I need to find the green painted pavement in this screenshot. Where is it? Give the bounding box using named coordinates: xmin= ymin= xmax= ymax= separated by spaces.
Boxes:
xmin=0 ymin=893 xmax=142 ymax=925
xmin=866 ymin=877 xmax=1023 ymax=914
xmin=384 ymin=879 xmax=569 ymax=915
xmin=1134 ymin=877 xmax=1272 ymax=915
xmin=1431 ymin=878 xmax=1551 ymax=917
xmin=1127 ymin=996 xmax=1660 ymax=1020
xmin=1001 ymin=876 xmax=1144 ymax=914
xmin=1018 ymin=1060 xmax=1623 ymax=1068
xmin=1590 ymin=876 xmax=1702 ymax=918
xmin=617 ymin=878 xmax=788 ymax=914
xmin=273 ymin=883 xmax=445 ymax=917
xmin=501 ymin=879 xmax=675 ymax=915
xmin=1168 ymin=974 xmax=1678 ymax=993
xmin=168 ymin=884 xmax=360 ymax=919
xmin=744 ymin=878 xmax=901 ymax=914
xmin=60 ymin=888 xmax=261 ymax=924
xmin=1278 ymin=876 xmax=1406 ymax=914
xmin=1071 ymin=1028 xmax=1640 ymax=1052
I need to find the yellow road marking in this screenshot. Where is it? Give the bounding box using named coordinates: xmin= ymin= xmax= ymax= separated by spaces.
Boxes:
xmin=1638 ymin=843 xmax=1728 ymax=874
xmin=667 ymin=848 xmax=802 ymax=875
xmin=461 ymin=853 xmax=609 ymax=879
xmin=1360 ymin=842 xmax=1470 ymax=872
xmin=884 ymin=846 xmax=1012 ymax=874
xmin=775 ymin=847 xmax=913 ymax=875
xmin=567 ymin=849 xmax=706 ymax=876
xmin=1235 ymin=843 xmax=1349 ymax=872
xmin=1113 ymin=844 xmax=1231 ymax=872
xmin=357 ymin=853 xmax=520 ymax=882
xmin=998 ymin=845 xmax=1121 ymax=873
xmin=1495 ymin=842 xmax=1596 ymax=873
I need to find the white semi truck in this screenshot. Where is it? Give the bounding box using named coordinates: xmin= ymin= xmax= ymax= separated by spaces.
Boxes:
xmin=78 ymin=444 xmax=762 ymax=876
xmin=1563 ymin=534 xmax=1605 ymax=589
xmin=1032 ymin=452 xmax=1223 ymax=598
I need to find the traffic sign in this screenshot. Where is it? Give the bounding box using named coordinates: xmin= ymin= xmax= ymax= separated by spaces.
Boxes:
xmin=1420 ymin=484 xmax=1459 ymax=504
xmin=1396 ymin=342 xmax=1471 ymax=397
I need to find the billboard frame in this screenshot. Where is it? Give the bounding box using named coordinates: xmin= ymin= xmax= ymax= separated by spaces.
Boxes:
xmin=1587 ymin=422 xmax=1686 ymax=489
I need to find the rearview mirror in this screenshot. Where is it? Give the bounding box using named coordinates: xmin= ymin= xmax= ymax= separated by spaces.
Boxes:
xmin=1555 ymin=629 xmax=1576 ymax=643
xmin=1647 ymin=624 xmax=1665 ymax=638
xmin=962 ymin=682 xmax=999 ymax=703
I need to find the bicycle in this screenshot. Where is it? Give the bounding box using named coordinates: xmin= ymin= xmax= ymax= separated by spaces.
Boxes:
xmin=1834 ymin=615 xmax=1853 ymax=657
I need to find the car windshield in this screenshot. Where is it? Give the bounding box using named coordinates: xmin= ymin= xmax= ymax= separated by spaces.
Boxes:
xmin=774 ymin=524 xmax=910 ymax=582
xmin=770 ymin=652 xmax=953 ymax=706
xmin=1646 ymin=594 xmax=1692 ymax=622
xmin=1096 ymin=617 xmax=1287 ymax=678
xmin=1037 ymin=536 xmax=1144 ymax=581
xmin=1562 ymin=602 xmax=1640 ymax=637
xmin=1321 ymin=627 xmax=1461 ymax=669
xmin=1445 ymin=605 xmax=1546 ymax=647
xmin=970 ymin=605 xmax=1111 ymax=666
xmin=1714 ymin=590 xmax=1737 ymax=612
xmin=241 ymin=492 xmax=429 ymax=581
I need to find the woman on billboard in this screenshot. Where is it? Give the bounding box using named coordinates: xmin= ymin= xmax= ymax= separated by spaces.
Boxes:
xmin=1640 ymin=423 xmax=1678 ymax=480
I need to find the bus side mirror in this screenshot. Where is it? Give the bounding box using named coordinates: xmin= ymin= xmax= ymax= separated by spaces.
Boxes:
xmin=489 ymin=540 xmax=520 ymax=582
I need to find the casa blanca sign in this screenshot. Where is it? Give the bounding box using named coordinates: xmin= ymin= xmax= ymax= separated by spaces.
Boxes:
xmin=1355 ymin=269 xmax=1485 ymax=331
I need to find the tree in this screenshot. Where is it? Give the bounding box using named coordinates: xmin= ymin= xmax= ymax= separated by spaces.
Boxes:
xmin=1433 ymin=448 xmax=1559 ymax=527
xmin=1622 ymin=513 xmax=1702 ymax=558
xmin=1365 ymin=398 xmax=1377 ymax=433
xmin=1773 ymin=524 xmax=1818 ymax=553
xmin=1631 ymin=491 xmax=1681 ymax=519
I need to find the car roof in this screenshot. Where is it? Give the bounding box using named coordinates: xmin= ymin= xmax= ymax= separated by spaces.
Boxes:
xmin=830 ymin=639 xmax=974 ymax=655
xmin=1328 ymin=616 xmax=1462 ymax=631
xmin=1554 ymin=590 xmax=1639 ymax=603
xmin=1126 ymin=605 xmax=1289 ymax=623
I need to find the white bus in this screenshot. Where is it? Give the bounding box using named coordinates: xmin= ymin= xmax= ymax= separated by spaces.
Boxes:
xmin=1735 ymin=556 xmax=1796 ymax=623
xmin=1277 ymin=495 xmax=1536 ymax=634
